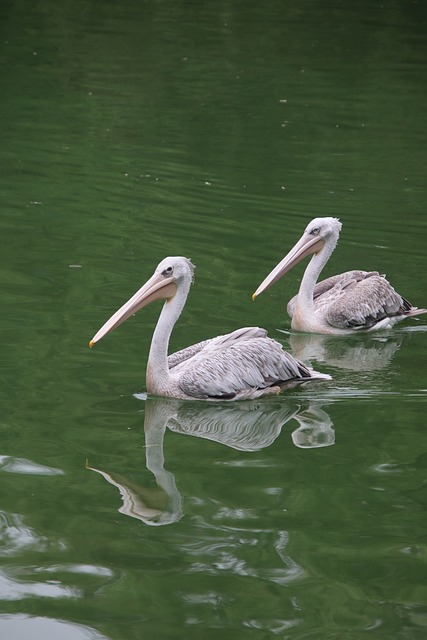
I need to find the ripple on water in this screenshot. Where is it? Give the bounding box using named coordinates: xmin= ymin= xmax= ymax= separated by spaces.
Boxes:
xmin=0 ymin=455 xmax=64 ymax=475
xmin=181 ymin=527 xmax=305 ymax=586
xmin=0 ymin=571 xmax=80 ymax=601
xmin=0 ymin=511 xmax=78 ymax=601
xmin=32 ymin=563 xmax=114 ymax=578
xmin=0 ymin=615 xmax=110 ymax=640
xmin=0 ymin=511 xmax=116 ymax=606
xmin=0 ymin=511 xmax=50 ymax=557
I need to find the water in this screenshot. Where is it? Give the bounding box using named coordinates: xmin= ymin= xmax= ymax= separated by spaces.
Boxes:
xmin=1 ymin=0 xmax=426 ymax=638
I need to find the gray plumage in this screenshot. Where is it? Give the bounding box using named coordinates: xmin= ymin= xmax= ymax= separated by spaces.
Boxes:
xmin=254 ymin=218 xmax=426 ymax=334
xmin=168 ymin=326 xmax=323 ymax=400
xmin=287 ymin=269 xmax=414 ymax=330
xmin=90 ymin=256 xmax=331 ymax=400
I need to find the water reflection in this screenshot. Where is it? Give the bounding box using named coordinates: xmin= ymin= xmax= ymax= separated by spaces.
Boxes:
xmin=0 ymin=571 xmax=79 ymax=600
xmin=0 ymin=455 xmax=63 ymax=476
xmin=0 ymin=615 xmax=110 ymax=640
xmin=291 ymin=405 xmax=335 ymax=448
xmin=88 ymin=399 xmax=183 ymax=527
xmin=164 ymin=399 xmax=300 ymax=451
xmin=88 ymin=397 xmax=334 ymax=526
xmin=287 ymin=331 xmax=405 ymax=371
xmin=0 ymin=511 xmax=50 ymax=557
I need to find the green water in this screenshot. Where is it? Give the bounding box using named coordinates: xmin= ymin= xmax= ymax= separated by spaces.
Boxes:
xmin=1 ymin=1 xmax=426 ymax=638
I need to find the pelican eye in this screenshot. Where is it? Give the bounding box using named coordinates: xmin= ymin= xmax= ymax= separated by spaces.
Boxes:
xmin=310 ymin=226 xmax=320 ymax=236
xmin=162 ymin=266 xmax=174 ymax=276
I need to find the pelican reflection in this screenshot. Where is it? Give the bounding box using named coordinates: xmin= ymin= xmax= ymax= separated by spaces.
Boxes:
xmin=87 ymin=397 xmax=334 ymax=526
xmin=87 ymin=399 xmax=182 ymax=526
xmin=165 ymin=398 xmax=300 ymax=451
xmin=291 ymin=405 xmax=335 ymax=448
xmin=288 ymin=331 xmax=404 ymax=371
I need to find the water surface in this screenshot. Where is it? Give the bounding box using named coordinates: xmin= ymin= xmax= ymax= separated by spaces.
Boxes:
xmin=1 ymin=1 xmax=426 ymax=638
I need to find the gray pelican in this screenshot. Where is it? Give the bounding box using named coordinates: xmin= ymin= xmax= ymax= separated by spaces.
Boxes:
xmin=89 ymin=256 xmax=330 ymax=400
xmin=253 ymin=217 xmax=427 ymax=335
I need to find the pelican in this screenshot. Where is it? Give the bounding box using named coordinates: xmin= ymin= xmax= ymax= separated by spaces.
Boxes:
xmin=253 ymin=217 xmax=427 ymax=334
xmin=89 ymin=256 xmax=330 ymax=400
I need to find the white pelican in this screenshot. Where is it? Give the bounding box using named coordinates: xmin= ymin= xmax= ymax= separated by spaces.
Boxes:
xmin=253 ymin=217 xmax=427 ymax=335
xmin=89 ymin=256 xmax=330 ymax=400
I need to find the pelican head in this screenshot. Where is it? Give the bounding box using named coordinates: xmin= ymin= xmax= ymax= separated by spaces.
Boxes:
xmin=252 ymin=217 xmax=341 ymax=299
xmin=89 ymin=257 xmax=195 ymax=347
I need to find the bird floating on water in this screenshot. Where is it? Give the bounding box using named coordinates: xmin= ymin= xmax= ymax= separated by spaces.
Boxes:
xmin=253 ymin=217 xmax=426 ymax=335
xmin=89 ymin=256 xmax=330 ymax=400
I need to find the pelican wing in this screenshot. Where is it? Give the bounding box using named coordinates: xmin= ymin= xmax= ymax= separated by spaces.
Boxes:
xmin=168 ymin=338 xmax=214 ymax=369
xmin=287 ymin=270 xmax=372 ymax=318
xmin=168 ymin=327 xmax=268 ymax=369
xmin=313 ymin=270 xmax=375 ymax=300
xmin=173 ymin=331 xmax=314 ymax=400
xmin=325 ymin=274 xmax=408 ymax=329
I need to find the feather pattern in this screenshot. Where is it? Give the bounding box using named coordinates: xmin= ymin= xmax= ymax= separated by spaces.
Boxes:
xmin=288 ymin=270 xmax=410 ymax=330
xmin=172 ymin=329 xmax=318 ymax=400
